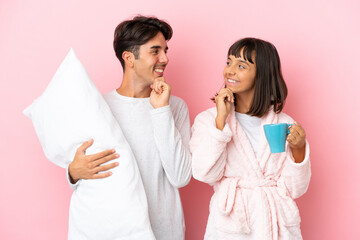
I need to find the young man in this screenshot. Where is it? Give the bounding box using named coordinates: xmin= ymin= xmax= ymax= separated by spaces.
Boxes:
xmin=67 ymin=16 xmax=192 ymax=240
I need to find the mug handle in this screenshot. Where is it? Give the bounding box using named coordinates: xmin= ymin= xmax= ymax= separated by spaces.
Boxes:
xmin=287 ymin=123 xmax=295 ymax=134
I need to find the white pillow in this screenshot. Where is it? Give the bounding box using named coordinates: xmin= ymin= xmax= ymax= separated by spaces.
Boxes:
xmin=24 ymin=49 xmax=155 ymax=240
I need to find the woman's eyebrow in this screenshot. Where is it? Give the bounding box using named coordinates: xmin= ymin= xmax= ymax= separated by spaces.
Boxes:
xmin=236 ymin=59 xmax=250 ymax=66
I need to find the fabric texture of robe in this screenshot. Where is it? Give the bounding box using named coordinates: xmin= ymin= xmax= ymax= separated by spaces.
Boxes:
xmin=190 ymin=106 xmax=311 ymax=240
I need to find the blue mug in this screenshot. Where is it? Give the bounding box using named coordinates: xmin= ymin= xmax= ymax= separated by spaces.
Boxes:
xmin=263 ymin=123 xmax=294 ymax=153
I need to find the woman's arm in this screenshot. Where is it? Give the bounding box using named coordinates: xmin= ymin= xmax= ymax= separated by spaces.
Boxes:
xmin=190 ymin=110 xmax=232 ymax=184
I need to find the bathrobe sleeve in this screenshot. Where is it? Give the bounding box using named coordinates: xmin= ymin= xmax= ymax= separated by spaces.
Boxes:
xmin=150 ymin=97 xmax=192 ymax=188
xmin=190 ymin=109 xmax=233 ymax=184
xmin=277 ymin=124 xmax=311 ymax=200
xmin=275 ymin=113 xmax=312 ymax=199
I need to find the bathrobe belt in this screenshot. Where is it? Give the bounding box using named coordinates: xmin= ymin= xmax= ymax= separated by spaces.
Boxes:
xmin=217 ymin=177 xmax=278 ymax=236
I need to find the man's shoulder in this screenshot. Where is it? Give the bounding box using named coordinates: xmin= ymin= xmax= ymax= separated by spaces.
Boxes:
xmin=169 ymin=95 xmax=188 ymax=110
xmin=102 ymin=90 xmax=115 ymax=101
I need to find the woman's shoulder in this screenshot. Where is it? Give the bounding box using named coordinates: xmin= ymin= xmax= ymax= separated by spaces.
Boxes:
xmin=191 ymin=107 xmax=218 ymax=130
xmin=195 ymin=107 xmax=217 ymax=120
xmin=276 ymin=111 xmax=295 ymax=123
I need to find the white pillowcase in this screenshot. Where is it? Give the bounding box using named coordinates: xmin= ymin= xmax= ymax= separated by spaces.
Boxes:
xmin=24 ymin=49 xmax=155 ymax=240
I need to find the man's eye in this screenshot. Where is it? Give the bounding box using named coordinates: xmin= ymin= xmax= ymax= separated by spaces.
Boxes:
xmin=152 ymin=50 xmax=159 ymax=54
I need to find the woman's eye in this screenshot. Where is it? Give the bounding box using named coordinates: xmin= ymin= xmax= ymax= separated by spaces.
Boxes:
xmin=226 ymin=61 xmax=230 ymax=65
xmin=239 ymin=65 xmax=245 ymax=69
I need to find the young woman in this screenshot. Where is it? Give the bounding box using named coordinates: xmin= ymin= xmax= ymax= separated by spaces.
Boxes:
xmin=190 ymin=38 xmax=311 ymax=239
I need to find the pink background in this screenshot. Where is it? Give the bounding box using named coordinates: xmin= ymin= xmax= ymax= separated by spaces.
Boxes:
xmin=1 ymin=0 xmax=359 ymax=239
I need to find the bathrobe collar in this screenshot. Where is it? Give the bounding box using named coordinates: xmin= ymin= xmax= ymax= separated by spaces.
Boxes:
xmin=227 ymin=106 xmax=279 ymax=177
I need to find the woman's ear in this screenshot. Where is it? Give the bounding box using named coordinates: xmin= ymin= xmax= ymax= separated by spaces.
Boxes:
xmin=122 ymin=51 xmax=135 ymax=68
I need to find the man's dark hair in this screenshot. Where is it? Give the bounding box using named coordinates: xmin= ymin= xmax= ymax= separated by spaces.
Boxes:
xmin=113 ymin=15 xmax=173 ymax=71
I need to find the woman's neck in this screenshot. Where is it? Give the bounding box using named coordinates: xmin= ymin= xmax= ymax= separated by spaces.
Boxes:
xmin=234 ymin=92 xmax=254 ymax=114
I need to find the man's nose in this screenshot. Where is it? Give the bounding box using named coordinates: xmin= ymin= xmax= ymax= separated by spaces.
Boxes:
xmin=159 ymin=51 xmax=169 ymax=64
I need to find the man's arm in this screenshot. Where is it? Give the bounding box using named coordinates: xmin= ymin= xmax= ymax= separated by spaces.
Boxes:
xmin=151 ymin=101 xmax=192 ymax=188
xmin=149 ymin=78 xmax=191 ymax=187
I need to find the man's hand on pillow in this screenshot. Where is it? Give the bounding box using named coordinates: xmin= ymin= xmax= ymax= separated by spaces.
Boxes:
xmin=68 ymin=139 xmax=119 ymax=184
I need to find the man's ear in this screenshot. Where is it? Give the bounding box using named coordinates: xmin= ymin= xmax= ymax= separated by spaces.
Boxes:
xmin=122 ymin=51 xmax=135 ymax=68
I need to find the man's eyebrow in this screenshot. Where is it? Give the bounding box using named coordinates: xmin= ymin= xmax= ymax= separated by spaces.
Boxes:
xmin=150 ymin=45 xmax=169 ymax=50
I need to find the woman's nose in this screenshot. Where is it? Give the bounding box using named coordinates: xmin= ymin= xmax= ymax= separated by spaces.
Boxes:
xmin=226 ymin=65 xmax=236 ymax=75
